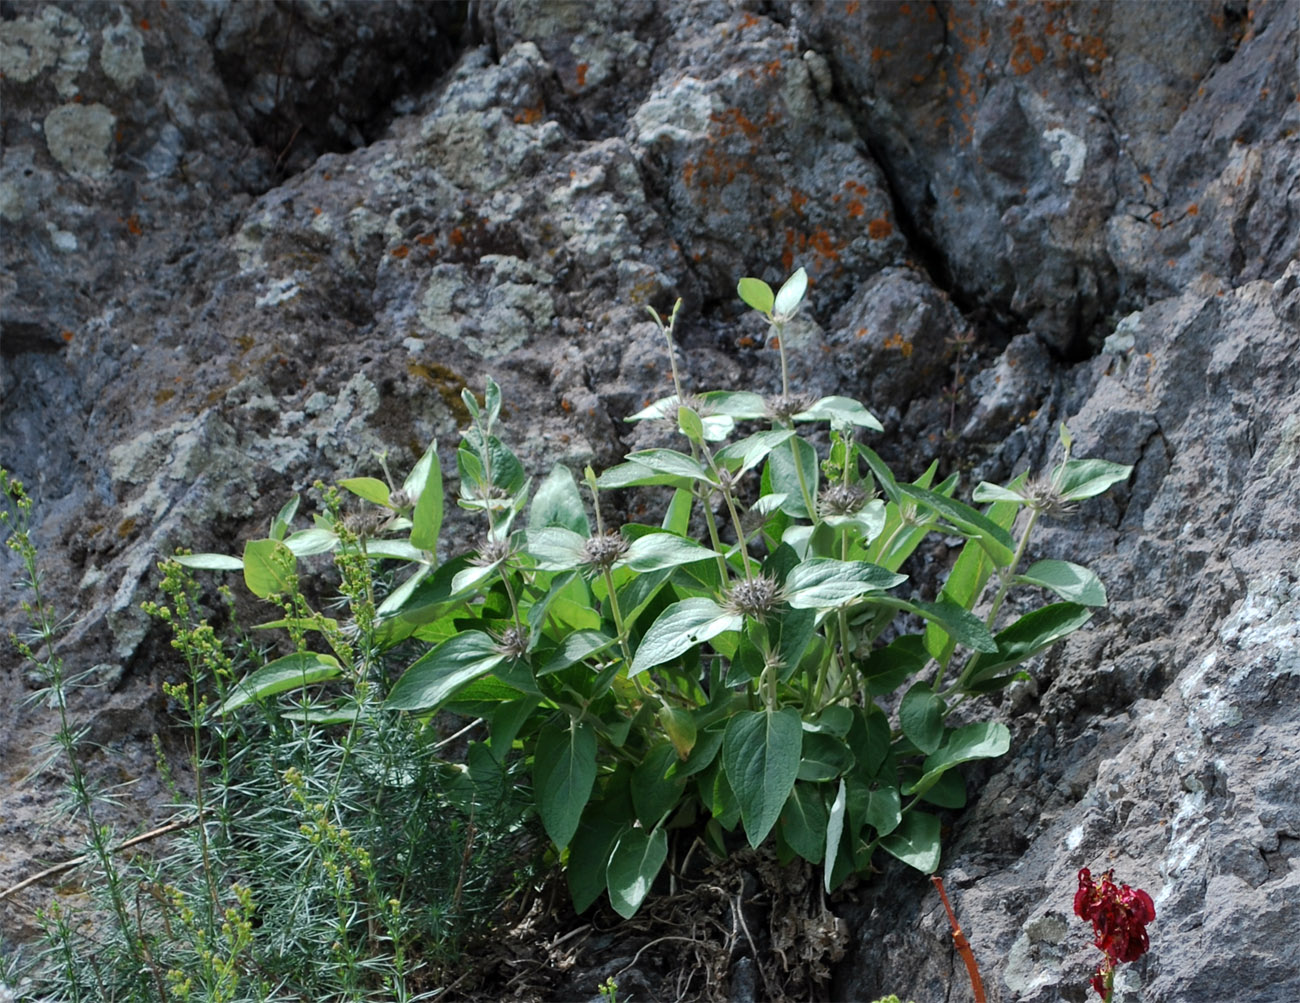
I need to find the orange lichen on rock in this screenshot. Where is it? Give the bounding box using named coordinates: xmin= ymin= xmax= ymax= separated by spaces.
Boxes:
xmin=868 ymin=217 xmax=893 ymax=239
xmin=883 ymin=332 xmax=914 ymax=358
xmin=514 ymin=102 xmax=544 ymax=125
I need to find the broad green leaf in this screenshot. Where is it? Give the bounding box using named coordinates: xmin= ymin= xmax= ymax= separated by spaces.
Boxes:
xmin=623 ymin=448 xmax=713 ymax=484
xmin=607 ymin=826 xmax=668 ymax=919
xmin=621 ymin=533 xmax=721 ymax=573
xmin=899 ymin=683 xmax=946 ymax=755
xmin=375 ymin=554 xmax=472 ymax=627
xmin=283 ymin=528 xmax=339 ymax=557
xmin=385 ymin=632 xmax=505 ymax=711
xmin=700 ymin=390 xmax=768 ymax=419
xmin=626 ymin=395 xmax=680 ymax=422
xmin=917 ymin=769 xmax=966 ymax=809
xmin=786 ymin=558 xmax=905 ymax=609
xmin=242 ymin=539 xmax=297 ymax=598
xmin=613 ymin=567 xmax=673 ymax=631
xmin=714 ymin=429 xmax=797 ymax=474
xmin=624 ymin=395 xmax=738 ymax=440
xmin=846 ymin=703 xmax=891 ymax=776
xmin=678 ymin=406 xmax=705 ymax=442
xmin=766 ymin=437 xmax=819 ymax=519
xmin=1017 ymin=559 xmax=1106 ymax=606
xmin=595 ymin=460 xmax=693 ymax=490
xmin=809 ymin=705 xmax=854 ymax=738
xmin=629 ymin=598 xmax=742 ymax=677
xmin=278 ymin=704 xmax=356 ymax=726
xmin=971 ymin=481 xmax=1027 ymax=504
xmin=568 ymin=815 xmax=622 ymax=913
xmin=487 ymin=435 xmax=526 ymax=493
xmin=661 ymin=487 xmax=694 ymax=535
xmin=682 ymin=724 xmax=725 ymax=778
xmin=483 ymin=375 xmax=503 ymax=426
xmin=773 ymin=267 xmax=807 ymax=318
xmin=793 ymin=396 xmax=884 ymax=431
xmin=907 ymin=722 xmax=1011 ymax=797
xmin=895 ymin=483 xmax=1016 ymax=566
xmin=737 ymin=276 xmax=775 ymax=315
xmin=460 ymin=386 xmax=480 ymax=420
xmin=875 ymin=596 xmax=998 ymax=654
xmin=780 ymin=783 xmax=827 ymax=863
xmin=339 ymin=476 xmax=393 ymax=507
xmin=409 ymin=442 xmax=444 ymax=552
xmin=632 ymin=744 xmax=687 ymax=827
xmin=355 ymin=540 xmax=428 ymax=562
xmin=537 ymin=630 xmax=619 ymax=676
xmin=774 ymin=607 xmax=818 ymax=682
xmin=824 ymin=779 xmax=847 ymax=894
xmin=217 ymin=653 xmax=342 ymax=714
xmin=535 ymin=720 xmax=598 ymax=850
xmin=529 ymin=464 xmax=589 ymax=536
xmin=859 ymin=447 xmax=901 ymax=505
xmin=723 ymin=708 xmax=802 ymax=847
xmin=270 ymin=494 xmax=300 ymax=540
xmin=797 ymin=732 xmax=855 ymax=781
xmin=377 ymin=565 xmax=431 ymax=620
xmin=526 ymin=571 xmax=583 ymax=640
xmin=526 ymin=526 xmax=588 ymax=570
xmin=880 ymin=810 xmax=941 ymax=873
xmin=864 ymin=783 xmax=901 ymax=836
xmin=966 ymin=603 xmax=1094 ymax=683
xmin=488 ymin=697 xmax=538 ymax=760
xmin=923 ymin=483 xmax=1022 ymax=664
xmin=174 ymin=552 xmax=243 ymax=571
xmin=1054 ymin=458 xmax=1132 ymax=500
xmin=660 ymin=705 xmax=698 ymax=760
xmin=862 ymin=634 xmax=929 ymax=695
xmin=824 ymin=498 xmax=887 ymax=544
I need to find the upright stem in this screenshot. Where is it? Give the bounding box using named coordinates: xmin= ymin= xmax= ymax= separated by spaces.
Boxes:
xmin=774 ymin=319 xmax=790 ymax=397
xmin=932 ymin=875 xmax=987 ymax=1003
xmin=697 ymin=491 xmax=732 ymax=582
xmin=985 ymin=506 xmax=1040 ymax=629
xmin=602 ymin=566 xmax=634 ymax=667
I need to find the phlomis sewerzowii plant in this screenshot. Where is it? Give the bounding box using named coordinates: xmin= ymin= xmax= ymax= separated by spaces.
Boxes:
xmin=177 ymin=266 xmax=1133 ymax=919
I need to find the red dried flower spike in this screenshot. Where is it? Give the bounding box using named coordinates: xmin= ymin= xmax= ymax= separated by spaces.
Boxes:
xmin=1074 ymin=868 xmax=1156 ymax=1001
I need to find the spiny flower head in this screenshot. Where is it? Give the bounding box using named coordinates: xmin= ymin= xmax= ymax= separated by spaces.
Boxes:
xmin=580 ymin=531 xmax=629 ymax=573
xmin=723 ymin=573 xmax=787 ymax=622
xmin=470 ymin=533 xmax=515 ymax=568
xmin=492 ymin=625 xmax=529 ymax=660
xmin=819 ymin=482 xmax=870 ymax=518
xmin=765 ymin=392 xmax=816 ymax=424
xmin=1020 ymin=473 xmax=1078 ymax=517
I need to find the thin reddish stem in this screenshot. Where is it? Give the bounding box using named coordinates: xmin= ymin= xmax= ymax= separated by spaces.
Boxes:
xmin=932 ymin=875 xmax=986 ymax=1003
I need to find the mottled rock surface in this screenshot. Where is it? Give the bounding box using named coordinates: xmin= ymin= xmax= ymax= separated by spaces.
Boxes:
xmin=2 ymin=1 xmax=1298 ymax=1000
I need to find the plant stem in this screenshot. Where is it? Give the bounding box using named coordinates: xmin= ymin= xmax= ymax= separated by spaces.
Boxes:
xmin=602 ymin=566 xmax=634 ymax=667
xmin=932 ymin=875 xmax=986 ymax=1003
xmin=774 ymin=320 xmax=790 ymax=397
xmin=985 ymin=507 xmax=1039 ymax=630
xmin=952 ymin=505 xmax=1040 ymax=693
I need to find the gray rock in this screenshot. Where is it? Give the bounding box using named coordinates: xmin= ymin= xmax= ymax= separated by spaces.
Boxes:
xmin=2 ymin=1 xmax=1298 ymax=997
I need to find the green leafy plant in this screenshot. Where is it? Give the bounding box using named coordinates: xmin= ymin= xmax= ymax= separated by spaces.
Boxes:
xmin=170 ymin=266 xmax=1130 ymax=923
xmin=2 ymin=463 xmax=535 ymax=1001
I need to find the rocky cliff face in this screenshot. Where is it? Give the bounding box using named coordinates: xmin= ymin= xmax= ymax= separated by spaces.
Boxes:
xmin=2 ymin=1 xmax=1297 ymax=999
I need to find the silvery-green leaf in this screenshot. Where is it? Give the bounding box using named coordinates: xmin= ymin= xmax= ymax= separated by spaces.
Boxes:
xmin=793 ymin=396 xmax=883 ymax=431
xmin=773 ymin=267 xmax=808 ymax=318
